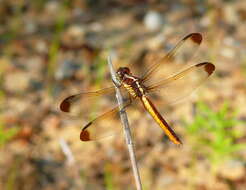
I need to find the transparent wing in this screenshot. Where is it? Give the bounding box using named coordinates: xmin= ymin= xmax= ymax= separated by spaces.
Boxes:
xmin=80 ymin=100 xmax=132 ymax=141
xmin=60 ymin=87 xmax=132 ymax=141
xmin=60 ymin=86 xmax=116 ymax=116
xmin=146 ymin=62 xmax=215 ymax=104
xmin=141 ymin=33 xmax=202 ymax=83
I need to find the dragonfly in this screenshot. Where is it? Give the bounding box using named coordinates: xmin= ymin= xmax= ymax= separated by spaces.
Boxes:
xmin=60 ymin=33 xmax=215 ymax=145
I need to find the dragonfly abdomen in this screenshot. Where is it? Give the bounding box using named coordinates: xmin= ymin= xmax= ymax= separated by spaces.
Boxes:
xmin=123 ymin=83 xmax=138 ymax=98
xmin=141 ymin=95 xmax=182 ymax=145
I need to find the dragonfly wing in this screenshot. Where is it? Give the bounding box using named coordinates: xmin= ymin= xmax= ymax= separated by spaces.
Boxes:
xmin=142 ymin=33 xmax=202 ymax=83
xmin=60 ymin=86 xmax=116 ymax=113
xmin=80 ymin=101 xmax=131 ymax=141
xmin=60 ymin=86 xmax=132 ymax=141
xmin=146 ymin=62 xmax=215 ymax=104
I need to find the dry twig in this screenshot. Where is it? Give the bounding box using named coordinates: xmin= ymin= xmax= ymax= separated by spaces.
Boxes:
xmin=107 ymin=54 xmax=143 ymax=190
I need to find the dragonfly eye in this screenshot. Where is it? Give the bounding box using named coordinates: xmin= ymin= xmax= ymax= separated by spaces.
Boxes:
xmin=116 ymin=67 xmax=130 ymax=79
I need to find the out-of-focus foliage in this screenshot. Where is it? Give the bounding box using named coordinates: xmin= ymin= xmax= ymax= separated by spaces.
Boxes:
xmin=0 ymin=120 xmax=18 ymax=147
xmin=186 ymin=102 xmax=246 ymax=170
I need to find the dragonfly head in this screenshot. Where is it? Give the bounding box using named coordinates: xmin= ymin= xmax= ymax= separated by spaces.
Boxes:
xmin=116 ymin=67 xmax=131 ymax=81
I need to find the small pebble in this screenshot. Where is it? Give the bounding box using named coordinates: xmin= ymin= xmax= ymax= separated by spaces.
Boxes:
xmin=220 ymin=48 xmax=235 ymax=59
xmin=218 ymin=159 xmax=245 ymax=180
xmin=144 ymin=11 xmax=163 ymax=31
xmin=4 ymin=71 xmax=30 ymax=93
xmin=55 ymin=60 xmax=80 ymax=80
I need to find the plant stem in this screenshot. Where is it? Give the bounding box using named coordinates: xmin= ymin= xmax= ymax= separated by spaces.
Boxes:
xmin=107 ymin=55 xmax=143 ymax=190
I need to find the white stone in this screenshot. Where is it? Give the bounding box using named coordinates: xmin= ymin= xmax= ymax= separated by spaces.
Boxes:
xmin=144 ymin=11 xmax=163 ymax=31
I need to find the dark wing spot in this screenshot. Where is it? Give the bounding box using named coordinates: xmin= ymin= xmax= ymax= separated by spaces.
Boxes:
xmin=184 ymin=33 xmax=202 ymax=44
xmin=60 ymin=95 xmax=76 ymax=112
xmin=196 ymin=62 xmax=215 ymax=75
xmin=60 ymin=99 xmax=71 ymax=112
xmin=205 ymin=63 xmax=215 ymax=75
xmin=80 ymin=130 xmax=90 ymax=141
xmin=190 ymin=33 xmax=202 ymax=44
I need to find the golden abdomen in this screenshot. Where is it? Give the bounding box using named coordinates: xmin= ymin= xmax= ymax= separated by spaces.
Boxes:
xmin=123 ymin=84 xmax=138 ymax=98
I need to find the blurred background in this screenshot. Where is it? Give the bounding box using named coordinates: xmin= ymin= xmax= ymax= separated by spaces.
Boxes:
xmin=0 ymin=0 xmax=246 ymax=190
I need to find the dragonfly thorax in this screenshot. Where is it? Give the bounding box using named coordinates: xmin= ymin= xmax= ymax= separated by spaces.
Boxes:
xmin=116 ymin=67 xmax=146 ymax=98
